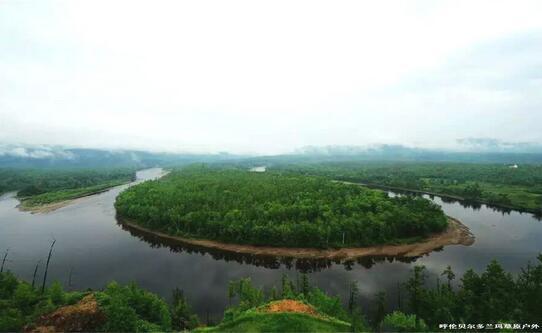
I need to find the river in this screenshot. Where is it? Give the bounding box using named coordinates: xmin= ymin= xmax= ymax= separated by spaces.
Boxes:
xmin=1 ymin=168 xmax=541 ymax=322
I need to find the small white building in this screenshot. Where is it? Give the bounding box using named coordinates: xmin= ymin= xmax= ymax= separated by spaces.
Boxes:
xmin=249 ymin=166 xmax=267 ymax=172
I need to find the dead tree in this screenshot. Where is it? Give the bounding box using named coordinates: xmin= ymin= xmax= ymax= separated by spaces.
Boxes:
xmin=67 ymin=266 xmax=74 ymax=290
xmin=0 ymin=249 xmax=9 ymax=273
xmin=32 ymin=260 xmax=41 ymax=289
xmin=41 ymin=239 xmax=56 ymax=293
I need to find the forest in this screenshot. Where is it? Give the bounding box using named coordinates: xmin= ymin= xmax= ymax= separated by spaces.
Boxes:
xmin=0 ymin=168 xmax=135 ymax=206
xmin=1 ymin=255 xmax=541 ymax=332
xmin=115 ymin=166 xmax=448 ymax=248
xmin=269 ymin=162 xmax=542 ymax=213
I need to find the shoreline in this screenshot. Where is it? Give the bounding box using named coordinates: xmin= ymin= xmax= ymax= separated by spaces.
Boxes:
xmin=338 ymin=180 xmax=540 ymax=214
xmin=119 ymin=217 xmax=475 ymax=260
xmin=17 ymin=187 xmax=117 ymax=214
xmin=17 ymin=168 xmax=169 ymax=214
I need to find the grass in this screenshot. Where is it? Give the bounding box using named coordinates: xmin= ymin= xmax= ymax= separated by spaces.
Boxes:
xmin=19 ymin=180 xmax=128 ymax=207
xmin=195 ymin=311 xmax=352 ymax=333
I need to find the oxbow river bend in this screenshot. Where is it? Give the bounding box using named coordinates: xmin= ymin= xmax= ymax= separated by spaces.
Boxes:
xmin=1 ymin=168 xmax=541 ymax=320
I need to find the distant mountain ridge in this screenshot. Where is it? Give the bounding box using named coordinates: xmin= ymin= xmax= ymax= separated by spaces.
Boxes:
xmin=1 ymin=144 xmax=541 ymax=168
xmin=0 ymin=145 xmax=240 ymax=168
xmin=270 ymin=144 xmax=542 ymax=164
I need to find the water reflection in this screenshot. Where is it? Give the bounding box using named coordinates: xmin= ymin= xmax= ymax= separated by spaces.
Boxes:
xmin=119 ymin=220 xmax=425 ymax=272
xmin=1 ymin=169 xmax=541 ymax=320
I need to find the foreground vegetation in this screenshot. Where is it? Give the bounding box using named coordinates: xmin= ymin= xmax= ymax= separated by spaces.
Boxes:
xmin=271 ymin=162 xmax=542 ymax=213
xmin=198 ymin=255 xmax=542 ymax=332
xmin=115 ymin=167 xmax=448 ymax=248
xmin=2 ymin=255 xmax=541 ymax=332
xmin=0 ymin=272 xmax=193 ymax=332
xmin=0 ymin=168 xmax=135 ymax=207
xmin=198 ymin=311 xmax=351 ymax=333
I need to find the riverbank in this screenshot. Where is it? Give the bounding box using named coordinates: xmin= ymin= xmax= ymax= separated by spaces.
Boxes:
xmin=17 ymin=181 xmax=130 ymax=214
xmin=16 ymin=168 xmax=169 ymax=214
xmin=120 ymin=217 xmax=474 ymax=260
xmin=17 ymin=188 xmax=113 ymax=214
xmin=338 ymin=180 xmax=541 ymax=215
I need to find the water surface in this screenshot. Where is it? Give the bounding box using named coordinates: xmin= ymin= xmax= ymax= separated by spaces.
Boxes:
xmin=1 ymin=168 xmax=541 ymax=321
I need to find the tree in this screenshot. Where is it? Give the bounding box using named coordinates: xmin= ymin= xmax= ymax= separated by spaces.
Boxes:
xmin=0 ymin=249 xmax=8 ymax=273
xmin=281 ymin=275 xmax=295 ymax=299
xmin=515 ymin=254 xmax=542 ymax=322
xmin=405 ymin=266 xmax=426 ymax=329
xmin=441 ymin=265 xmax=455 ymax=290
xmin=171 ymin=288 xmax=199 ymax=330
xmin=300 ymin=274 xmax=311 ymax=296
xmin=370 ymin=291 xmax=386 ymax=331
xmin=463 ymin=183 xmax=482 ymax=200
xmin=270 ymin=286 xmax=279 ymax=300
xmin=382 ymin=311 xmax=428 ymax=332
xmin=348 ymin=281 xmax=359 ymax=314
xmin=41 ymin=239 xmax=56 ymax=293
xmin=479 ymin=260 xmax=516 ymax=322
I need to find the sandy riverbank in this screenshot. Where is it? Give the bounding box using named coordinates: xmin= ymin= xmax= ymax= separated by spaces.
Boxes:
xmin=17 ymin=188 xmax=114 ymax=214
xmin=120 ymin=217 xmax=474 ymax=260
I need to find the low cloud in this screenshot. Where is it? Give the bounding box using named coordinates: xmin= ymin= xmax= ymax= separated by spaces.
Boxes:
xmin=457 ymin=138 xmax=542 ymax=153
xmin=0 ymin=145 xmax=75 ymax=159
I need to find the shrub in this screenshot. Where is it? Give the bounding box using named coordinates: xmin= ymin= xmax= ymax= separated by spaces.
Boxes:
xmin=382 ymin=311 xmax=427 ymax=332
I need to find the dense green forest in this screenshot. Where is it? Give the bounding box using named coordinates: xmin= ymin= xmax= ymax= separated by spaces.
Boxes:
xmin=2 ymin=256 xmax=541 ymax=332
xmin=269 ymin=162 xmax=542 ymax=213
xmin=0 ymin=168 xmax=135 ymax=206
xmin=115 ymin=167 xmax=448 ymax=248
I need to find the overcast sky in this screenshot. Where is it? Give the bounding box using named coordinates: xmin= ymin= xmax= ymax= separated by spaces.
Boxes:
xmin=1 ymin=1 xmax=541 ymax=154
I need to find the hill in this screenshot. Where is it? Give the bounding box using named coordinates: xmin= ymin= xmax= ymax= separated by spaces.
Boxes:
xmin=0 ymin=145 xmax=240 ymax=169
xmin=196 ymin=300 xmax=351 ymax=333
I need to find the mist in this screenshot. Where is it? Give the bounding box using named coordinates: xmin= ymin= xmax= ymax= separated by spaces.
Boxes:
xmin=1 ymin=1 xmax=541 ymax=154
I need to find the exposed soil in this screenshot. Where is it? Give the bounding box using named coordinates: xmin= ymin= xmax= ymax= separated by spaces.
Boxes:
xmin=261 ymin=300 xmax=320 ymax=317
xmin=121 ymin=216 xmax=474 ymax=260
xmin=26 ymin=294 xmax=106 ymax=333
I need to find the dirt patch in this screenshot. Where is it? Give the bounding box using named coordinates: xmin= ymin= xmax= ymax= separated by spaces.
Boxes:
xmin=261 ymin=300 xmax=320 ymax=317
xmin=26 ymin=294 xmax=106 ymax=332
xmin=121 ymin=216 xmax=474 ymax=260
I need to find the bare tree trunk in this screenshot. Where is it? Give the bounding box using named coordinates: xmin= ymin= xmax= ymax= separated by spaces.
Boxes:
xmin=397 ymin=282 xmax=401 ymax=310
xmin=67 ymin=266 xmax=74 ymax=290
xmin=32 ymin=260 xmax=41 ymax=289
xmin=41 ymin=239 xmax=56 ymax=293
xmin=0 ymin=249 xmax=9 ymax=273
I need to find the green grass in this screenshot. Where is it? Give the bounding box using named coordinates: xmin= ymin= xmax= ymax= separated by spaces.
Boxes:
xmin=195 ymin=311 xmax=352 ymax=333
xmin=20 ymin=180 xmax=128 ymax=207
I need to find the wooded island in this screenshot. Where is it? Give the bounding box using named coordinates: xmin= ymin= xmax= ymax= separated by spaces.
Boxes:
xmin=115 ymin=167 xmax=448 ymax=248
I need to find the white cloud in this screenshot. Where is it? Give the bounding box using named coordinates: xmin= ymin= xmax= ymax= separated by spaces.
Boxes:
xmin=1 ymin=0 xmax=541 ymax=154
xmin=0 ymin=145 xmax=75 ymax=159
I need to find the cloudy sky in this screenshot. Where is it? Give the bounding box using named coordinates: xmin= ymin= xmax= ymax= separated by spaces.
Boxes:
xmin=1 ymin=1 xmax=541 ymax=154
